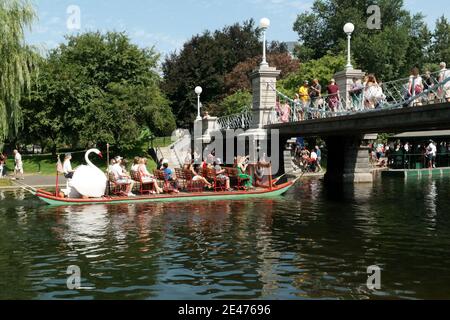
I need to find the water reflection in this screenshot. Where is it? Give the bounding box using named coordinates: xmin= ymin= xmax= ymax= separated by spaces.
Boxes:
xmin=1 ymin=177 xmax=450 ymax=299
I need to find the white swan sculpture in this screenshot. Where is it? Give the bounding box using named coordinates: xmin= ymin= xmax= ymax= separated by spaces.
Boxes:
xmin=70 ymin=149 xmax=107 ymax=198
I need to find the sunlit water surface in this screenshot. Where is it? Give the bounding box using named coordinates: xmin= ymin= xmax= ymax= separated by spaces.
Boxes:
xmin=1 ymin=177 xmax=450 ymax=300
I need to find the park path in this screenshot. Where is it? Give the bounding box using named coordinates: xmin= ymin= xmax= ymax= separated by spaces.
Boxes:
xmin=0 ymin=175 xmax=67 ymax=189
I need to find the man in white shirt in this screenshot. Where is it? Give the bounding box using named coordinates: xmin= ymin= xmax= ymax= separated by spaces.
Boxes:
xmin=63 ymin=153 xmax=75 ymax=179
xmin=111 ymin=156 xmax=135 ymax=197
xmin=13 ymin=150 xmax=24 ymax=180
xmin=426 ymin=141 xmax=437 ymax=169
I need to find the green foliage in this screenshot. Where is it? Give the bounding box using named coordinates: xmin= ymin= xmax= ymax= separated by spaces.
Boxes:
xmin=279 ymin=53 xmax=347 ymax=97
xmin=0 ymin=0 xmax=38 ymax=144
xmin=21 ymin=31 xmax=176 ymax=154
xmin=292 ymin=0 xmax=443 ymax=80
xmin=430 ymin=16 xmax=450 ymax=64
xmin=162 ymin=20 xmax=287 ymax=127
xmin=219 ymin=90 xmax=252 ymax=116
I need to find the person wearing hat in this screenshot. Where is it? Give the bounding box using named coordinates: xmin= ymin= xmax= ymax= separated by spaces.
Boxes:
xmin=214 ymin=158 xmax=232 ymax=191
xmin=63 ymin=153 xmax=75 ymax=179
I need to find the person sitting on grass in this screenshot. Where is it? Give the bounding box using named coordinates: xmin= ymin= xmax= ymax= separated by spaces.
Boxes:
xmin=236 ymin=156 xmax=254 ymax=190
xmin=162 ymin=161 xmax=179 ymax=193
xmin=214 ymin=159 xmax=232 ymax=191
xmin=138 ymin=158 xmax=163 ymax=194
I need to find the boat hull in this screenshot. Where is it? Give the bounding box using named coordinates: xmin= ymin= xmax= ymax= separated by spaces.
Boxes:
xmin=36 ymin=182 xmax=295 ymax=207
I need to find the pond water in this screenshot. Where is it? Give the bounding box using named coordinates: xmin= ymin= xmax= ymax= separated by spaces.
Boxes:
xmin=1 ymin=176 xmax=450 ymax=300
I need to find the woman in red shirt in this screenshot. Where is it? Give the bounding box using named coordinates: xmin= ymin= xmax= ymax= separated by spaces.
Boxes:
xmin=327 ymin=79 xmax=341 ymax=113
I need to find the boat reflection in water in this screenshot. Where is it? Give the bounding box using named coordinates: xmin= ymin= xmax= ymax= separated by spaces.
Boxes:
xmin=3 ymin=176 xmax=450 ymax=299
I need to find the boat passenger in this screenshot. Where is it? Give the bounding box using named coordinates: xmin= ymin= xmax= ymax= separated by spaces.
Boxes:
xmin=189 ymin=162 xmax=213 ymax=188
xmin=139 ymin=158 xmax=163 ymax=194
xmin=236 ymin=156 xmax=254 ymax=189
xmin=63 ymin=153 xmax=75 ymax=179
xmin=131 ymin=157 xmax=140 ymax=173
xmin=111 ymin=157 xmax=136 ymax=197
xmin=162 ymin=161 xmax=179 ymax=193
xmin=214 ymin=159 xmax=232 ymax=191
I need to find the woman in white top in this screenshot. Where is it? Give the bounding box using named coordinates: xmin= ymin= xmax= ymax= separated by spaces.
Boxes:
xmin=138 ymin=158 xmax=163 ymax=194
xmin=364 ymin=74 xmax=384 ymax=109
xmin=408 ymin=67 xmax=423 ymax=106
xmin=131 ymin=157 xmax=140 ymax=173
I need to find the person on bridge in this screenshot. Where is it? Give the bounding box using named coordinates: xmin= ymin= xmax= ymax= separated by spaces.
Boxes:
xmin=298 ymin=81 xmax=311 ymax=118
xmin=326 ymin=79 xmax=341 ymax=113
xmin=280 ymin=100 xmax=291 ymax=123
xmin=350 ymin=77 xmax=364 ymax=110
xmin=364 ymin=74 xmax=384 ymax=109
xmin=309 ymin=79 xmax=322 ymax=118
xmin=438 ymin=62 xmax=450 ymax=102
xmin=408 ymin=67 xmax=424 ymax=106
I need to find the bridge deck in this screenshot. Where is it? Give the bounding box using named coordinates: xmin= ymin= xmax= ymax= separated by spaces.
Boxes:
xmin=266 ymin=102 xmax=450 ymax=137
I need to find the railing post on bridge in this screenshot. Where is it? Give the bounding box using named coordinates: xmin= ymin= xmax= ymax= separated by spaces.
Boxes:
xmin=334 ymin=68 xmax=365 ymax=111
xmin=249 ymin=64 xmax=281 ymax=129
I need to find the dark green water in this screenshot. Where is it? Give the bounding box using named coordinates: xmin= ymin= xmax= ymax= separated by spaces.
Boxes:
xmin=1 ymin=177 xmax=450 ymax=300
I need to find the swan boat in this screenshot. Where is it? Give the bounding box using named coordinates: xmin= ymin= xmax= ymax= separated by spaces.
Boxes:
xmin=34 ymin=181 xmax=297 ymax=206
xmin=18 ymin=148 xmax=299 ymax=207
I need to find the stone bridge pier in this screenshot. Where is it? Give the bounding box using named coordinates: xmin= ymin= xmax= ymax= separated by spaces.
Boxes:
xmin=324 ymin=134 xmax=377 ymax=184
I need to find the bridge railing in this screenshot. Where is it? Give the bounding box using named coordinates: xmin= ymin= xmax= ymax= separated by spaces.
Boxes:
xmin=270 ymin=72 xmax=450 ymax=124
xmin=215 ymin=72 xmax=450 ymax=129
xmin=217 ymin=109 xmax=253 ymax=130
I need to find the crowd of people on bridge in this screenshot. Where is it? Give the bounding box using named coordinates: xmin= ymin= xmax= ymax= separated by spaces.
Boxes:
xmin=274 ymin=61 xmax=450 ymax=124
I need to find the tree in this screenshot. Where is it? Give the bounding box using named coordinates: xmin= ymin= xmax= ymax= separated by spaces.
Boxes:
xmin=21 ymin=32 xmax=175 ymax=154
xmin=224 ymin=53 xmax=300 ymax=95
xmin=292 ymin=0 xmax=434 ymax=80
xmin=0 ymin=0 xmax=38 ymax=147
xmin=278 ymin=53 xmax=347 ymax=97
xmin=431 ymin=16 xmax=450 ymax=64
xmin=217 ymin=90 xmax=252 ymax=116
xmin=162 ymin=20 xmax=287 ymax=127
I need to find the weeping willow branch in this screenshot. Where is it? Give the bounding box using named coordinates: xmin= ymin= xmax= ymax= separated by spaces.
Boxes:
xmin=0 ymin=0 xmax=39 ymax=143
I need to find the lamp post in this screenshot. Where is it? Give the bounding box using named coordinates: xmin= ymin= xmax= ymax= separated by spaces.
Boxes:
xmin=344 ymin=22 xmax=355 ymax=70
xmin=259 ymin=17 xmax=270 ymax=66
xmin=195 ymin=86 xmax=203 ymax=121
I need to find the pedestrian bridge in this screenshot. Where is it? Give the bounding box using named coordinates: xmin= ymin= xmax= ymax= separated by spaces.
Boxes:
xmin=268 ymin=101 xmax=450 ymax=137
xmin=212 ymin=73 xmax=450 ymax=184
xmin=217 ymin=72 xmax=450 ymax=136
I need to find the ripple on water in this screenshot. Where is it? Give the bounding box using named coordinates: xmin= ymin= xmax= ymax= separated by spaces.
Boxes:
xmin=1 ymin=178 xmax=450 ymax=299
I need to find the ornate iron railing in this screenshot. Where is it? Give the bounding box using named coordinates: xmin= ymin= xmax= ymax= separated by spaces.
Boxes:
xmin=215 ymin=71 xmax=450 ymax=128
xmin=217 ymin=109 xmax=253 ymax=130
xmin=269 ymin=72 xmax=450 ymax=124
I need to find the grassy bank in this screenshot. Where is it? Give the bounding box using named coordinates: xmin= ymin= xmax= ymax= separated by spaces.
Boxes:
xmin=1 ymin=136 xmax=173 ymax=176
xmin=0 ymin=179 xmax=12 ymax=187
xmin=4 ymin=154 xmax=158 ymax=176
